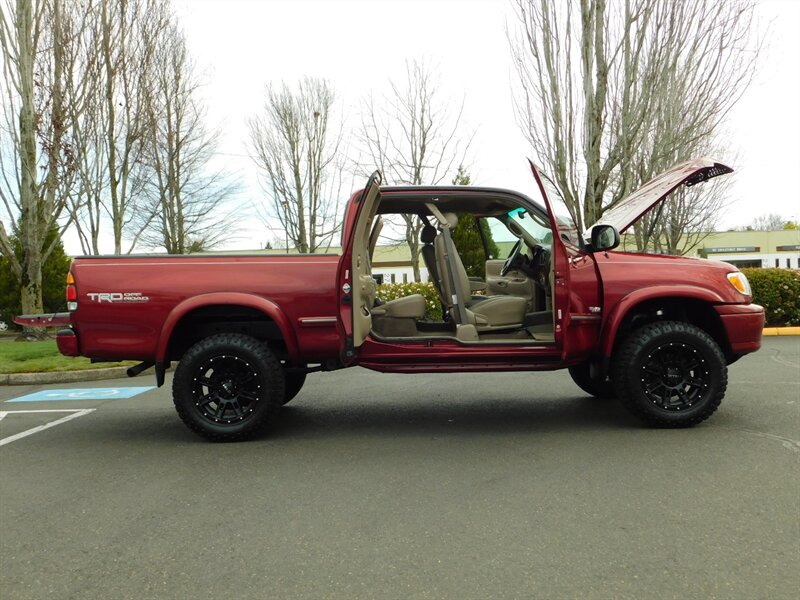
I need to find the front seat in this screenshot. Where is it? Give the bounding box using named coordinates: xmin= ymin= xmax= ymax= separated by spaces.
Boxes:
xmin=434 ymin=212 xmax=527 ymax=329
xmin=420 ymin=223 xmax=447 ymax=305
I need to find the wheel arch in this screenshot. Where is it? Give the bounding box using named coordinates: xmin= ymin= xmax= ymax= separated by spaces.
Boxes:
xmin=157 ymin=293 xmax=300 ymax=368
xmin=600 ymin=287 xmax=732 ymax=363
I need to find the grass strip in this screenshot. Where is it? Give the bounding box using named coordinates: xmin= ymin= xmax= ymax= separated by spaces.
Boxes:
xmin=0 ymin=340 xmax=136 ymax=374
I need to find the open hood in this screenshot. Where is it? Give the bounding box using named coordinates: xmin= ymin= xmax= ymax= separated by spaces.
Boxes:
xmin=582 ymin=158 xmax=733 ymax=238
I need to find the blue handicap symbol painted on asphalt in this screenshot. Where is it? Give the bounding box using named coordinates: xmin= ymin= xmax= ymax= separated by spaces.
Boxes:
xmin=5 ymin=386 xmax=155 ymax=403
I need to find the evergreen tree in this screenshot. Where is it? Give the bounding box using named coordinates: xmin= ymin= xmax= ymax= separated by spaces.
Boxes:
xmin=0 ymin=225 xmax=71 ymax=331
xmin=449 ymin=167 xmax=500 ymax=279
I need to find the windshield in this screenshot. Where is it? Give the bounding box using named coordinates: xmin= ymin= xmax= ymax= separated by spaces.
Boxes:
xmin=505 ymin=207 xmax=553 ymax=247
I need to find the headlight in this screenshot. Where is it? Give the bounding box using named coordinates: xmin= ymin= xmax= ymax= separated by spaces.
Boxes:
xmin=727 ymin=272 xmax=752 ymax=296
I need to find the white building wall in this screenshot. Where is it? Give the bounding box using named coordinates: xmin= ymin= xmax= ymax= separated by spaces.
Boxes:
xmin=695 ymin=251 xmax=800 ymax=269
xmin=372 ymin=266 xmax=431 ymax=285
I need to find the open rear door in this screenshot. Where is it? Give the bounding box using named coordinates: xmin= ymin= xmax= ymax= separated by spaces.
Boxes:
xmin=337 ymin=171 xmax=382 ymax=365
xmin=528 ymin=161 xmax=572 ymax=355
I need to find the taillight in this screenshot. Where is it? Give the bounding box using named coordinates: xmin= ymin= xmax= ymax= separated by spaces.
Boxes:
xmin=66 ymin=271 xmax=77 ymax=311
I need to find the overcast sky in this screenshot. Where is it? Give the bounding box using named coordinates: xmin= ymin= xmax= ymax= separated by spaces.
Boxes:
xmin=170 ymin=0 xmax=800 ymax=250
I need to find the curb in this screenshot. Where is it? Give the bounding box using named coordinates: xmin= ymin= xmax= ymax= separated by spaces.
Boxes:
xmin=762 ymin=327 xmax=800 ymax=336
xmin=0 ymin=366 xmax=131 ymax=386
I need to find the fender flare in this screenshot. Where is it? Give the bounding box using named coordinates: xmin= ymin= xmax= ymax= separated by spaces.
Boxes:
xmin=155 ymin=292 xmax=300 ymax=364
xmin=599 ymin=285 xmax=724 ymax=358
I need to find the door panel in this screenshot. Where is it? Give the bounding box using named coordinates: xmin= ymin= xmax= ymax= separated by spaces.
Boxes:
xmin=486 ymin=261 xmax=535 ymax=311
xmin=528 ymin=161 xmax=602 ymax=361
xmin=485 ymin=259 xmax=503 ymax=277
xmin=528 ymin=161 xmax=570 ymax=353
xmin=338 ymin=172 xmax=382 ymax=364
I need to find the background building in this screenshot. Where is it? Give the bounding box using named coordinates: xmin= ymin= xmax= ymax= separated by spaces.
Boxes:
xmin=690 ymin=230 xmax=800 ymax=269
xmin=257 ymin=229 xmax=799 ymax=285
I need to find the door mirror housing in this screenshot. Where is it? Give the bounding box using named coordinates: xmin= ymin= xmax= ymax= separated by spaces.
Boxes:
xmin=590 ymin=224 xmax=620 ymax=252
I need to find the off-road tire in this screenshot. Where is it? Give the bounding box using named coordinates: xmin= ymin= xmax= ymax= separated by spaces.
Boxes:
xmin=612 ymin=321 xmax=726 ymax=428
xmin=172 ymin=333 xmax=285 ymax=442
xmin=568 ymin=362 xmax=616 ymax=399
xmin=283 ymin=371 xmax=307 ymax=405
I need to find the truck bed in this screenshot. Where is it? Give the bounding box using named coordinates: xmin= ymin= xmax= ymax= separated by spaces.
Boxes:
xmin=66 ymin=253 xmax=342 ymax=363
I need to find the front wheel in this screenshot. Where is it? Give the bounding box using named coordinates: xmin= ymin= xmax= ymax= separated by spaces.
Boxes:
xmin=612 ymin=321 xmax=727 ymax=428
xmin=172 ymin=333 xmax=285 ymax=442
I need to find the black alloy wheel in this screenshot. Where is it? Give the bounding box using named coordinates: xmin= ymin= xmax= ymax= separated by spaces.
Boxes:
xmin=640 ymin=341 xmax=710 ymax=411
xmin=193 ymin=354 xmax=262 ymax=424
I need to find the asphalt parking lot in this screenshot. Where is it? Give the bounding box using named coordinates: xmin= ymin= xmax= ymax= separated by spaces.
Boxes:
xmin=1 ymin=337 xmax=798 ymax=599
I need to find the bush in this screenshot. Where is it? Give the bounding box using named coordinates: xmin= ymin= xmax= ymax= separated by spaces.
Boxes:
xmin=741 ymin=268 xmax=800 ymax=326
xmin=377 ymin=281 xmax=443 ymax=320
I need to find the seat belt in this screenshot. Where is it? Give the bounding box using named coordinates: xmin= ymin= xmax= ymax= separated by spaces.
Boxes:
xmin=425 ymin=203 xmax=468 ymax=325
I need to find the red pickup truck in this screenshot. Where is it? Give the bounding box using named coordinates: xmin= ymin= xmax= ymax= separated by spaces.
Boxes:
xmin=36 ymin=159 xmax=764 ymax=441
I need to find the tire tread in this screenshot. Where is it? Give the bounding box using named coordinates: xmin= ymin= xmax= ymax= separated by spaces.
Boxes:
xmin=612 ymin=320 xmax=727 ymax=428
xmin=172 ymin=333 xmax=284 ymax=442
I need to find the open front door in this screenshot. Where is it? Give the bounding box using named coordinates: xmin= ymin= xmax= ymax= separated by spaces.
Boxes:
xmin=529 ymin=161 xmax=573 ymax=356
xmin=337 ymin=171 xmax=382 ymax=365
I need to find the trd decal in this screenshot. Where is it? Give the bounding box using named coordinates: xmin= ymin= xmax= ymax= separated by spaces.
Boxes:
xmin=86 ymin=292 xmax=150 ymax=303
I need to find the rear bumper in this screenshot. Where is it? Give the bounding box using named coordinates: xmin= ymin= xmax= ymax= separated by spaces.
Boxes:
xmin=715 ymin=303 xmax=764 ymax=356
xmin=56 ymin=327 xmax=80 ymax=356
xmin=13 ymin=312 xmax=71 ymax=327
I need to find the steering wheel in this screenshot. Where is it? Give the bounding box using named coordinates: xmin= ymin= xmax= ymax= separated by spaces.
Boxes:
xmin=500 ymin=240 xmax=525 ymax=276
xmin=531 ymin=245 xmax=550 ymax=287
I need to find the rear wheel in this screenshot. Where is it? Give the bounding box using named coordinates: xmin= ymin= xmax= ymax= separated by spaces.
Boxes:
xmin=172 ymin=333 xmax=284 ymax=442
xmin=568 ymin=362 xmax=616 ymax=399
xmin=612 ymin=321 xmax=726 ymax=428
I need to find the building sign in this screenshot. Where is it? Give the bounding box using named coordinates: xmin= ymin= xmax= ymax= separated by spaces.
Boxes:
xmin=703 ymin=246 xmax=760 ymax=254
xmin=776 ymin=245 xmax=800 ymax=251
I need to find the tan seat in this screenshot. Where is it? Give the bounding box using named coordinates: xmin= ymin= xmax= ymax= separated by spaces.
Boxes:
xmin=434 ymin=212 xmax=527 ymax=329
xmin=370 ymin=293 xmax=427 ymax=338
xmin=420 ymin=224 xmax=445 ymax=304
xmin=370 ymin=294 xmax=426 ymax=319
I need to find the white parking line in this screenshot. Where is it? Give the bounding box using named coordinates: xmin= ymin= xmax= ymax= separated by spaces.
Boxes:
xmin=0 ymin=409 xmax=96 ymax=447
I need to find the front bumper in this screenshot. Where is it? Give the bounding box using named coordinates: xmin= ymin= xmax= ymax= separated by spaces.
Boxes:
xmin=715 ymin=303 xmax=764 ymax=356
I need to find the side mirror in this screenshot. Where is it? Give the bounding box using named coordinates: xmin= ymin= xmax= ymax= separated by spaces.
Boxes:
xmin=590 ymin=224 xmax=620 ymax=252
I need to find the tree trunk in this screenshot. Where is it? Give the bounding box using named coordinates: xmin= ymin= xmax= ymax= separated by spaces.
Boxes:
xmin=16 ymin=0 xmax=46 ymax=339
xmin=18 ymin=269 xmax=48 ymax=340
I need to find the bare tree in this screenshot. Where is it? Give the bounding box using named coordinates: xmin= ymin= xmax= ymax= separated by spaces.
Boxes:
xmin=358 ymin=59 xmax=470 ymax=280
xmin=740 ymin=213 xmax=790 ymax=232
xmin=509 ymin=0 xmax=760 ymax=247
xmin=135 ymin=21 xmax=239 ymax=254
xmin=59 ymin=0 xmax=105 ymax=255
xmin=62 ymin=0 xmax=173 ymax=255
xmin=0 ymin=0 xmax=87 ymax=335
xmin=248 ymin=77 xmax=345 ymax=253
